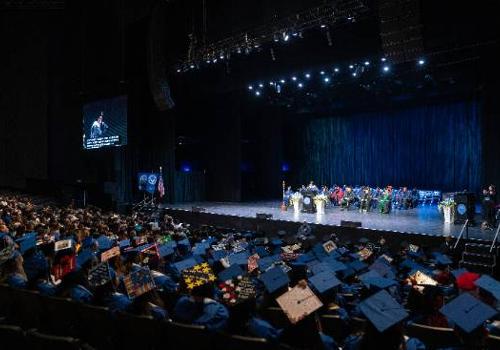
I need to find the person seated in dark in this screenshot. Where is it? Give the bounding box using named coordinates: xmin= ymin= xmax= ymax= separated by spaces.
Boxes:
xmin=359 ymin=187 xmax=372 ymax=213
xmin=127 ymin=289 xmax=169 ymax=321
xmin=173 ymin=282 xmax=229 ymax=331
xmin=482 ymin=185 xmax=497 ymax=229
xmin=341 ymin=186 xmax=355 ymax=210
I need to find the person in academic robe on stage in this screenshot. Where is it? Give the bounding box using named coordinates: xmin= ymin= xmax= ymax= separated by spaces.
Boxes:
xmin=341 ymin=186 xmax=355 ymax=210
xmin=307 ymin=181 xmax=319 ymax=194
xmin=359 ymin=187 xmax=372 ymax=213
xmin=284 ymin=186 xmax=293 ymax=207
xmin=378 ymin=186 xmax=392 ymax=214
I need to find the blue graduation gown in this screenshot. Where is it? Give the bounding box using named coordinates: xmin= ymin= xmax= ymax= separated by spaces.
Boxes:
xmin=174 ymin=296 xmax=229 ymax=331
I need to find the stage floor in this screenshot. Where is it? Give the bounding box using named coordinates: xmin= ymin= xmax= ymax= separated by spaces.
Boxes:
xmin=164 ymin=201 xmax=495 ymax=241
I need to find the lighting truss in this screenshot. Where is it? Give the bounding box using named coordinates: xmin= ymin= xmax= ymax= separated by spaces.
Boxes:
xmin=0 ymin=0 xmax=65 ymax=10
xmin=176 ymin=0 xmax=370 ymax=72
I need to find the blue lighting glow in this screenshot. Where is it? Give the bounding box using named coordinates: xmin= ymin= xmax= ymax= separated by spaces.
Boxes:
xmin=381 ymin=57 xmax=387 ymax=62
xmin=305 ymin=73 xmax=311 ymax=78
xmin=364 ymin=61 xmax=370 ymax=66
xmin=248 ymin=85 xmax=253 ymax=90
xmin=349 ymin=65 xmax=354 ymax=69
xmin=334 ymin=67 xmax=339 ymax=72
xmin=258 ymin=83 xmax=264 ymax=88
xmin=324 ymin=77 xmax=330 ymax=83
xmin=352 ymin=72 xmax=357 ymax=77
xmin=320 ymin=71 xmax=325 ymax=75
xmin=255 ymin=91 xmax=261 ymax=96
xmin=281 ymin=162 xmax=290 ymax=172
xmin=298 ymin=83 xmax=303 ymax=88
xmin=383 ymin=65 xmax=390 ymax=72
xmin=280 ymin=79 xmax=286 ymax=84
xmin=292 ymin=76 xmax=297 ymax=81
xmin=418 ymin=59 xmax=425 ymax=66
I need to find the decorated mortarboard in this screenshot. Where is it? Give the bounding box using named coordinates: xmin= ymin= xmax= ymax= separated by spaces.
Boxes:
xmin=259 ymin=266 xmax=290 ymax=294
xmin=408 ymin=244 xmax=421 ymax=257
xmin=219 ymin=264 xmax=245 ymax=282
xmin=410 ymin=270 xmax=438 ymax=286
xmin=133 ymin=243 xmax=157 ymax=253
xmin=309 ymin=271 xmax=342 ymax=295
xmin=322 ymin=240 xmax=337 ymax=254
xmin=219 ymin=276 xmax=256 ymax=305
xmin=359 ymin=290 xmax=409 ymax=332
xmin=247 ymin=254 xmax=260 ymax=273
xmin=474 ymin=275 xmax=500 ymax=300
xmin=432 ymin=253 xmax=453 ymax=266
xmin=158 ymin=244 xmax=175 ymax=258
xmin=228 ymin=251 xmax=251 ymax=266
xmin=124 ymin=266 xmax=156 ymax=299
xmin=356 ymin=248 xmax=373 ymax=261
xmin=440 ymin=292 xmax=498 ymax=333
xmin=119 ymin=239 xmax=131 ymax=249
xmin=88 ymin=262 xmax=112 ymax=287
xmin=76 ymin=249 xmax=95 ymax=267
xmin=101 ymin=246 xmax=121 ymax=262
xmin=451 ymin=268 xmax=468 ymax=279
xmin=348 ymin=260 xmax=368 ymax=272
xmin=133 ymin=236 xmax=148 ymax=246
xmin=182 ymin=262 xmax=216 ymax=290
xmin=54 ymin=239 xmax=73 ymax=252
xmin=231 ymin=240 xmax=248 ymax=253
xmin=96 ymin=236 xmax=113 ymax=251
xmin=172 ymin=257 xmax=198 ymax=273
xmin=282 ymin=244 xmax=301 ymax=254
xmin=276 ymin=284 xmax=323 ymax=324
xmin=15 ymin=233 xmax=37 ymax=254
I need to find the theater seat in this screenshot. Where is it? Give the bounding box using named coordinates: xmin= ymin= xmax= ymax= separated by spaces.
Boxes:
xmin=9 ymin=288 xmax=42 ymax=329
xmin=39 ymin=296 xmax=80 ymax=337
xmin=0 ymin=324 xmax=28 ymax=347
xmin=405 ymin=323 xmax=461 ymax=349
xmin=350 ymin=317 xmax=367 ymax=332
xmin=26 ymin=329 xmax=88 ymax=350
xmin=75 ymin=303 xmax=114 ymax=349
xmin=0 ymin=284 xmax=12 ymax=318
xmin=166 ymin=321 xmax=212 ymax=350
xmin=114 ymin=313 xmax=168 ymax=349
xmin=486 ymin=334 xmax=500 ymax=350
xmin=213 ymin=333 xmax=274 ymax=350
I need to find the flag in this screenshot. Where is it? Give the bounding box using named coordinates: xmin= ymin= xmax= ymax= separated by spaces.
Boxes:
xmin=157 ymin=169 xmax=165 ymax=198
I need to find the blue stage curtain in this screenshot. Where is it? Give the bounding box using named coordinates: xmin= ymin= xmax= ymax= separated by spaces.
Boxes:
xmin=292 ymin=100 xmax=482 ymax=192
xmin=174 ymin=171 xmax=206 ymax=202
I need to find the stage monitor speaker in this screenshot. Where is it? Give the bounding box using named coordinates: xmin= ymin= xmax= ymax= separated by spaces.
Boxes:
xmin=192 ymin=207 xmax=206 ymax=213
xmin=454 ymin=192 xmax=475 ymax=224
xmin=256 ymin=213 xmax=273 ymax=220
xmin=340 ymin=220 xmax=362 ymax=228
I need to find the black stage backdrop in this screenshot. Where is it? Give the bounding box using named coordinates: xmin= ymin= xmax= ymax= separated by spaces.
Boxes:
xmin=287 ymin=100 xmax=482 ymax=192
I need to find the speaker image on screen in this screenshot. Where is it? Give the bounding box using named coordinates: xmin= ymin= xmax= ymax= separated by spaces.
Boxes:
xmin=454 ymin=193 xmax=476 ymax=224
xmin=340 ymin=220 xmax=362 ymax=228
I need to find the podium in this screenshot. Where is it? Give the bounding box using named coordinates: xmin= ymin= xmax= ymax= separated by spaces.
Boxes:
xmin=301 ymin=191 xmax=317 ymax=213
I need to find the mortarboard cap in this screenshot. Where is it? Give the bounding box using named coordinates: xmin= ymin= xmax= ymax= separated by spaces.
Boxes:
xmin=16 ymin=233 xmax=37 ymax=254
xmin=119 ymin=239 xmax=131 ymax=249
xmin=348 ymin=260 xmax=368 ymax=272
xmin=451 ymin=268 xmax=468 ymax=279
xmin=96 ymin=236 xmax=113 ymax=251
xmin=228 ymin=251 xmax=251 ymax=266
xmin=218 ymin=264 xmax=244 ymax=282
xmin=433 ymin=252 xmax=453 ymax=266
xmin=158 ymin=244 xmax=175 ymax=258
xmin=258 ymin=254 xmax=281 ymax=271
xmin=359 ymin=290 xmax=408 ymax=332
xmin=271 ymin=239 xmax=283 ymax=247
xmin=361 ymin=276 xmax=397 ymax=290
xmin=369 ymin=260 xmax=395 ymax=279
xmin=311 ymin=262 xmax=334 ymax=275
xmin=276 ymin=284 xmax=323 ymax=324
xmin=440 ymin=292 xmax=498 ymax=333
xmin=211 ymin=250 xmax=228 ymax=261
xmin=255 ymin=246 xmax=269 ymax=258
xmin=172 ymin=257 xmax=197 ymax=273
xmin=193 ymin=242 xmax=210 ymax=256
xmin=182 ymin=262 xmax=216 ymax=290
xmin=309 ymin=271 xmax=342 ymax=295
xmin=76 ymin=249 xmax=95 ymax=267
xmin=88 ymin=262 xmax=112 ymax=287
xmin=474 ymin=275 xmax=500 ymax=300
xmin=259 ymin=266 xmax=290 ymax=294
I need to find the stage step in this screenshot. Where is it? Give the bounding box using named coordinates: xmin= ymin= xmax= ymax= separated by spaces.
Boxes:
xmin=460 ymin=243 xmax=497 ymax=274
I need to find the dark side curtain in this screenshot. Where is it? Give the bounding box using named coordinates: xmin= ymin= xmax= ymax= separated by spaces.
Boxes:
xmin=290 ymin=100 xmax=482 ymax=192
xmin=174 ymin=171 xmax=206 ymax=202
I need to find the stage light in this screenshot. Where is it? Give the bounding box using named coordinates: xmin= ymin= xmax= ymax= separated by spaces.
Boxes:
xmin=352 ymin=72 xmax=357 ymax=77
xmin=320 ymin=71 xmax=325 ymax=75
xmin=236 ymin=47 xmax=242 ymax=54
xmin=283 ymin=32 xmax=290 ymax=42
xmin=334 ymin=67 xmax=339 ymax=72
xmin=320 ymin=24 xmax=327 ymax=28
xmin=190 ymin=64 xmax=195 ymax=69
xmin=292 ymin=76 xmax=297 ymax=81
xmin=248 ymin=85 xmax=253 ymax=90
xmin=324 ymin=77 xmax=330 ymax=83
xmin=280 ymin=79 xmax=286 ymax=84
xmin=349 ymin=65 xmax=354 ymax=69
xmin=382 ymin=65 xmax=390 ymax=72
xmin=269 ymin=81 xmax=274 ymax=86
xmin=258 ymin=83 xmax=264 ymax=88
xmin=364 ymin=61 xmax=370 ymax=66
xmin=219 ymin=53 xmax=225 ymax=59
xmin=273 ymin=34 xmax=279 ymax=42
xmin=305 ymin=73 xmax=311 ymax=78
xmin=381 ymin=57 xmax=387 ymax=62
xmin=212 ymin=58 xmax=218 ymax=63
xmin=298 ymin=83 xmax=304 ymax=88
xmin=418 ymin=59 xmax=425 ymax=66
xmin=176 ymin=69 xmax=181 ymax=73
xmin=255 ymin=91 xmax=261 ymax=96
xmin=206 ymin=59 xmax=211 ymax=64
